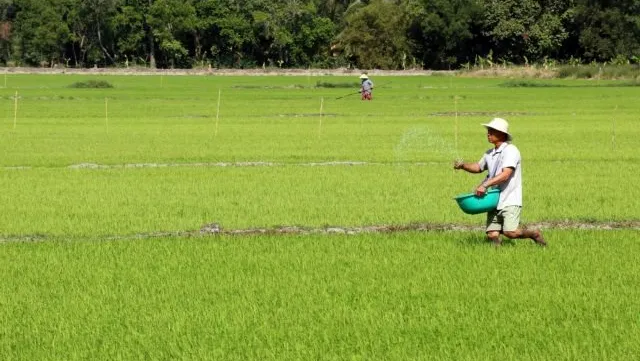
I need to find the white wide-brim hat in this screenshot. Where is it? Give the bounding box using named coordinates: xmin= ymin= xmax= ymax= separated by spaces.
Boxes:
xmin=359 ymin=74 xmax=369 ymax=79
xmin=482 ymin=117 xmax=513 ymax=141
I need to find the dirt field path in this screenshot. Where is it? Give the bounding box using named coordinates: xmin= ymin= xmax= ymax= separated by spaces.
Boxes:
xmin=2 ymin=220 xmax=638 ymax=243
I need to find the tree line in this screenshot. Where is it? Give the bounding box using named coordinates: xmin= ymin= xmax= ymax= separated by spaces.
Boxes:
xmin=0 ymin=0 xmax=638 ymax=70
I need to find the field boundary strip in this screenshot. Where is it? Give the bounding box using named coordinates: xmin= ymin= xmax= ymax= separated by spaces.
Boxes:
xmin=3 ymin=161 xmax=432 ymax=170
xmin=4 ymin=159 xmax=607 ymax=170
xmin=1 ymin=221 xmax=638 ymax=243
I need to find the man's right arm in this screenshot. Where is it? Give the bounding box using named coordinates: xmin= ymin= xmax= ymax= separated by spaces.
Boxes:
xmin=453 ymin=161 xmax=482 ymax=173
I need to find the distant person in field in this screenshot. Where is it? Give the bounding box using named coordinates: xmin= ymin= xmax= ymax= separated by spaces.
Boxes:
xmin=359 ymin=74 xmax=373 ymax=100
xmin=453 ymin=118 xmax=546 ymax=247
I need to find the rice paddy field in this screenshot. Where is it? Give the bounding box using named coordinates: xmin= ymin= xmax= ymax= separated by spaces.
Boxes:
xmin=0 ymin=72 xmax=639 ymax=360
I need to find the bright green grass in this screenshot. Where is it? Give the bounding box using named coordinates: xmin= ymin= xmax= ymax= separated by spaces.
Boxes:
xmin=0 ymin=74 xmax=639 ymax=360
xmin=0 ymin=74 xmax=638 ymax=236
xmin=0 ymin=75 xmax=638 ymax=167
xmin=1 ymin=230 xmax=639 ymax=360
xmin=0 ymin=160 xmax=638 ymax=236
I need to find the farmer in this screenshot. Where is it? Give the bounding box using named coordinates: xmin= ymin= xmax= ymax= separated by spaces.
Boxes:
xmin=359 ymin=74 xmax=373 ymax=100
xmin=453 ymin=118 xmax=546 ymax=247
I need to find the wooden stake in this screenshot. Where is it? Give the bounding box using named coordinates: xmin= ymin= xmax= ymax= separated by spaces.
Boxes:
xmin=453 ymin=95 xmax=460 ymax=175
xmin=105 ymin=98 xmax=109 ymax=133
xmin=215 ymin=89 xmax=221 ymax=137
xmin=13 ymin=91 xmax=18 ymax=129
xmin=318 ymin=97 xmax=324 ymax=138
xmin=612 ymin=105 xmax=618 ymax=151
xmin=454 ymin=95 xmax=459 ymax=153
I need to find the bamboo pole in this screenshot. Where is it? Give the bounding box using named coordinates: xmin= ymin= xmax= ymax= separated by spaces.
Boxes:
xmin=13 ymin=91 xmax=18 ymax=129
xmin=318 ymin=97 xmax=324 ymax=138
xmin=105 ymin=98 xmax=109 ymax=133
xmin=215 ymin=89 xmax=221 ymax=137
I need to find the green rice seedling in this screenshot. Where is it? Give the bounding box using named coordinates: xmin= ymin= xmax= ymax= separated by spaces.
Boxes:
xmin=0 ymin=74 xmax=638 ymax=237
xmin=0 ymin=73 xmax=639 ymax=360
xmin=0 ymin=158 xmax=638 ymax=237
xmin=1 ymin=230 xmax=639 ymax=360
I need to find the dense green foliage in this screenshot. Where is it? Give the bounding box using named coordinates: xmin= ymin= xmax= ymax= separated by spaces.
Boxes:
xmin=0 ymin=0 xmax=639 ymax=69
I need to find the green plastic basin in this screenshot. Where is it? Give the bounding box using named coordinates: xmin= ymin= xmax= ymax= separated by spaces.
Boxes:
xmin=454 ymin=188 xmax=500 ymax=214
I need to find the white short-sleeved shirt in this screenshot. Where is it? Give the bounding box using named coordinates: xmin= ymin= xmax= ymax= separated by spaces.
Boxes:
xmin=478 ymin=142 xmax=522 ymax=209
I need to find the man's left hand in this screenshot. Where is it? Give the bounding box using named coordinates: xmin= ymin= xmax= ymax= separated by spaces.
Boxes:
xmin=475 ymin=185 xmax=487 ymax=196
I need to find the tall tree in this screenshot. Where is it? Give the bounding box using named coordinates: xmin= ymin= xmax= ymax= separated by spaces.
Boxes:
xmin=251 ymin=0 xmax=335 ymax=67
xmin=313 ymin=0 xmax=352 ymax=23
xmin=113 ymin=0 xmax=157 ymax=67
xmin=194 ymin=0 xmax=258 ymax=67
xmin=479 ymin=0 xmax=571 ymax=63
xmin=12 ymin=0 xmax=72 ymax=66
xmin=0 ymin=0 xmax=15 ymax=63
xmin=66 ymin=0 xmax=118 ymax=67
xmin=112 ymin=0 xmax=145 ymax=66
xmin=290 ymin=5 xmax=335 ymax=67
xmin=408 ymin=0 xmax=482 ymax=69
xmin=147 ymin=0 xmax=197 ymax=68
xmin=335 ymin=0 xmax=412 ymax=69
xmin=569 ymin=0 xmax=640 ymax=61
